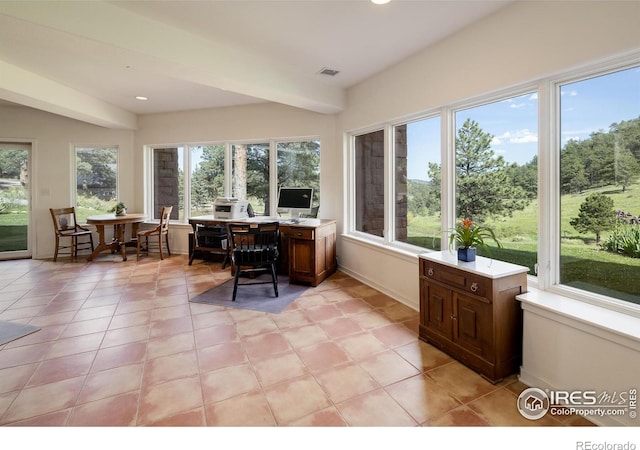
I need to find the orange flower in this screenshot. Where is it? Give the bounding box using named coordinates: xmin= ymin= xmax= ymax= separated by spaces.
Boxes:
xmin=449 ymin=218 xmax=502 ymax=255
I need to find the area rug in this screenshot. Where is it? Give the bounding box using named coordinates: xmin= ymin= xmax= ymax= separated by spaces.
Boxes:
xmin=0 ymin=320 xmax=41 ymax=346
xmin=189 ymin=275 xmax=309 ymax=314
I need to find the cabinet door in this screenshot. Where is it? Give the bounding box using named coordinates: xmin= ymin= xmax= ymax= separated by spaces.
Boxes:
xmin=422 ymin=281 xmax=453 ymax=339
xmin=290 ymin=237 xmax=314 ymax=277
xmin=453 ymin=292 xmax=493 ymax=359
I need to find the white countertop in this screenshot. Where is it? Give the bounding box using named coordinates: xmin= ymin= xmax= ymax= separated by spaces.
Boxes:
xmin=419 ymin=250 xmax=529 ymax=279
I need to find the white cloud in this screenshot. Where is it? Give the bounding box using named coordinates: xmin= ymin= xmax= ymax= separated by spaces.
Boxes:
xmin=561 ymin=89 xmax=578 ymax=97
xmin=494 ymin=129 xmax=538 ymax=145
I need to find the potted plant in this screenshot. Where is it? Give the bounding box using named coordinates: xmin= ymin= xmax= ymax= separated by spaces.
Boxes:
xmin=112 ymin=201 xmax=127 ymax=216
xmin=449 ymin=218 xmax=502 ymax=261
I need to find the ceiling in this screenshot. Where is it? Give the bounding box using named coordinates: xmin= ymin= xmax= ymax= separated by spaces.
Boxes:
xmin=0 ymin=0 xmax=510 ymax=128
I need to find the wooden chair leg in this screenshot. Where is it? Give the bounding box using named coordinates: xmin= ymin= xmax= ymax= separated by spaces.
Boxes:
xmin=271 ymin=263 xmax=279 ymax=297
xmin=136 ymin=235 xmax=141 ymax=260
xmin=232 ymin=267 xmax=241 ymax=302
xmin=53 ymin=237 xmax=59 ymax=262
xmin=158 ymin=234 xmax=164 ymax=260
xmin=165 ymin=234 xmax=171 ymax=256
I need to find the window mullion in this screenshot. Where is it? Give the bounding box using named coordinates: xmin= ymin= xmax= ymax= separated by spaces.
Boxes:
xmin=441 ymin=108 xmax=456 ymax=245
xmin=384 ymin=124 xmax=393 ymax=242
xmin=538 ymin=80 xmax=555 ymax=289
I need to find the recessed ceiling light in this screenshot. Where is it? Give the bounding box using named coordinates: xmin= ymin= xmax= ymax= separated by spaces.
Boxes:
xmin=371 ymin=0 xmax=391 ymax=4
xmin=135 ymin=96 xmax=148 ymax=101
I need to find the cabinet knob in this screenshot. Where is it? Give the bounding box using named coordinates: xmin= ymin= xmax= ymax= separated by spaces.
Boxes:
xmin=450 ymin=314 xmax=457 ymax=320
xmin=427 ymin=268 xmax=434 ymax=276
xmin=470 ymin=282 xmax=478 ymax=292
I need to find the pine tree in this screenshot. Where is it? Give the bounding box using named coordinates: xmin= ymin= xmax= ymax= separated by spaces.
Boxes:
xmin=570 ymin=193 xmax=615 ymax=244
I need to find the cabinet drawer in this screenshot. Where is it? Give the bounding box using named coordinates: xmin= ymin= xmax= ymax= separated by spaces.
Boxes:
xmin=422 ymin=262 xmax=487 ymax=298
xmin=289 ymin=228 xmax=314 ymax=240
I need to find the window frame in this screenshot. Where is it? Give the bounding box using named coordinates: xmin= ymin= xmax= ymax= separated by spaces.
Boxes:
xmin=72 ymin=144 xmax=119 ymax=219
xmin=390 ymin=112 xmax=443 ymax=253
xmin=547 ymin=60 xmax=640 ymax=315
xmin=145 ymin=137 xmax=321 ymax=223
xmin=345 ymin=51 xmax=640 ymax=316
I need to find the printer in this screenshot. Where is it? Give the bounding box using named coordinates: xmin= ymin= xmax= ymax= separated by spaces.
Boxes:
xmin=213 ymin=197 xmax=249 ymax=219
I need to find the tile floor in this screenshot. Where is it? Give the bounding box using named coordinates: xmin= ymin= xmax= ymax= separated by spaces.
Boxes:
xmin=0 ymin=253 xmax=594 ymax=427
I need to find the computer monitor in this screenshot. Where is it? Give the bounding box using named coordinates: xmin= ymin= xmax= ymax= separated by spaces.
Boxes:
xmin=277 ymin=187 xmax=313 ymax=220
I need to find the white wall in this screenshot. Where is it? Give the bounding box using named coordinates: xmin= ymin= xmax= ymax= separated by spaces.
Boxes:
xmin=0 ymin=104 xmax=135 ymax=259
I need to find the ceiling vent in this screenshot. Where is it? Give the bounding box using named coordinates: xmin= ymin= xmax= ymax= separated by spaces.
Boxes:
xmin=319 ymin=67 xmax=340 ymax=77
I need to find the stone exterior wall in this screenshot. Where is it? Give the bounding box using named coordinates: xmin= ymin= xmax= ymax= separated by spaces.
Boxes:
xmin=354 ymin=128 xmax=408 ymax=239
xmin=153 ymin=148 xmax=180 ymax=220
xmin=355 ymin=130 xmax=384 ymax=236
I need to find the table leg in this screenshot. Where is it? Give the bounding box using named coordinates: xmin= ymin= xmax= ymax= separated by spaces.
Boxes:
xmin=114 ymin=224 xmax=127 ymax=261
xmin=87 ymin=224 xmax=111 ymax=261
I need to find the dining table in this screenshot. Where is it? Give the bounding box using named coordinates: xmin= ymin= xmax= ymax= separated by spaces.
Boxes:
xmin=86 ymin=213 xmax=146 ymax=261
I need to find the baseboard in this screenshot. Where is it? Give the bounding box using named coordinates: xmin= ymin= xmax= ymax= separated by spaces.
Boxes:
xmin=337 ymin=265 xmax=417 ymax=312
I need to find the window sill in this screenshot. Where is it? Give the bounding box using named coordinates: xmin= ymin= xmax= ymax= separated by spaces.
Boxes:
xmin=517 ymin=287 xmax=640 ymax=349
xmin=341 ymin=233 xmax=424 ymax=263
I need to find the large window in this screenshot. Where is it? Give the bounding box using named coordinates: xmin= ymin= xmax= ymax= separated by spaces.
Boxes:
xmin=559 ymin=66 xmax=640 ymax=305
xmin=232 ymin=143 xmax=270 ymax=216
xmin=75 ymin=146 xmax=117 ymax=222
xmin=148 ymin=139 xmax=320 ymax=222
xmin=394 ymin=116 xmax=441 ymax=250
xmin=347 ymin=56 xmax=640 ymax=311
xmin=277 ymin=141 xmax=320 ymax=218
xmin=190 ymin=145 xmax=224 ymax=218
xmin=454 ymin=92 xmax=538 ymax=273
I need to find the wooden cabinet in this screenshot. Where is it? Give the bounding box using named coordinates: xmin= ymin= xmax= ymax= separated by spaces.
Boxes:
xmin=285 ymin=220 xmax=337 ymax=286
xmin=419 ymin=252 xmax=528 ymax=383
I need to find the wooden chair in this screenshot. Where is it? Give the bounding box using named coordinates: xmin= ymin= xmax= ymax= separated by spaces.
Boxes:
xmin=49 ymin=207 xmax=94 ymax=261
xmin=136 ymin=206 xmax=173 ymax=260
xmin=228 ymin=221 xmax=280 ymax=302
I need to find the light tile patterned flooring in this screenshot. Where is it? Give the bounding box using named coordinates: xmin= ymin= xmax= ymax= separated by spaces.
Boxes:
xmin=0 ymin=254 xmax=594 ymax=427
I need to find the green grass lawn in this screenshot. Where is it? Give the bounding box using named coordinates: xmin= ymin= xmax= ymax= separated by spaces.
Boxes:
xmin=406 ymin=182 xmax=640 ymax=303
xmin=0 ymin=212 xmax=29 ymax=252
xmin=0 ymin=226 xmax=28 ymax=251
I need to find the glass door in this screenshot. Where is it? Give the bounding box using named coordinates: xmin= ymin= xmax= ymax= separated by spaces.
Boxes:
xmin=0 ymin=142 xmax=31 ymax=259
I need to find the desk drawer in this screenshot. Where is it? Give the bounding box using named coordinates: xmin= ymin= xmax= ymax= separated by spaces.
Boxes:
xmin=422 ymin=262 xmax=487 ymax=298
xmin=288 ymin=228 xmax=314 ymax=240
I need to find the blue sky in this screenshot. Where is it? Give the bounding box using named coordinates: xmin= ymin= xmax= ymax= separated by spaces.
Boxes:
xmin=407 ymin=65 xmax=640 ymax=181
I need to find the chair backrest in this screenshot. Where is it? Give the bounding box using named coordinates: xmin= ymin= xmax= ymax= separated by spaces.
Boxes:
xmin=159 ymin=206 xmax=173 ymax=234
xmin=228 ymin=221 xmax=279 ymax=263
xmin=50 ymin=207 xmax=80 ymax=235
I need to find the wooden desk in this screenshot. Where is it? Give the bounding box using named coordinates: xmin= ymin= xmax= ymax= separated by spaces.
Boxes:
xmin=86 ymin=213 xmax=146 ymax=261
xmin=188 ymin=216 xmax=337 ymax=286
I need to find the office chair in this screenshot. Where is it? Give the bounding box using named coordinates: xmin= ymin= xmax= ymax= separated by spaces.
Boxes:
xmin=228 ymin=221 xmax=279 ymax=302
xmin=49 ymin=207 xmax=95 ymax=261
